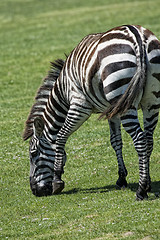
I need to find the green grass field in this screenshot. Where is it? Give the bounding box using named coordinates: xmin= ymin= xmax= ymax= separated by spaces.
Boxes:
xmin=0 ymin=0 xmax=160 ymax=239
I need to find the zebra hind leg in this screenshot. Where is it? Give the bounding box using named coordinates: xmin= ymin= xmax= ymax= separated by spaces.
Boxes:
xmin=116 ymin=175 xmax=128 ymax=189
xmin=108 ymin=117 xmax=128 ymax=189
xmin=121 ymin=109 xmax=150 ymax=200
xmin=53 ymin=102 xmax=92 ymax=194
xmin=136 ymin=108 xmax=159 ymax=200
xmin=142 ymin=108 xmax=159 ymax=193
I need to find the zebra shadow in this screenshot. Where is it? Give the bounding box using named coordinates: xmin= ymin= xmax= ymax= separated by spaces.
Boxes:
xmin=61 ymin=181 xmax=160 ymax=199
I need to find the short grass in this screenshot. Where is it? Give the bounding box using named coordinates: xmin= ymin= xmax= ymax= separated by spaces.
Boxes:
xmin=0 ymin=0 xmax=160 ymax=239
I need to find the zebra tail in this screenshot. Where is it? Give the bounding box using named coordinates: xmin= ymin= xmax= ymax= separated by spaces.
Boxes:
xmin=100 ymin=49 xmax=147 ymax=120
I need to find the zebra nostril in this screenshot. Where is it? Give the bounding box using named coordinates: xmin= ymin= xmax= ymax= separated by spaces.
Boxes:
xmin=30 ymin=178 xmax=53 ymax=197
xmin=36 ymin=185 xmax=52 ymax=197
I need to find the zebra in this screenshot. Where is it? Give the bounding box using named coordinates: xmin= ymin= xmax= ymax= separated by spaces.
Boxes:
xmin=23 ymin=25 xmax=160 ymax=200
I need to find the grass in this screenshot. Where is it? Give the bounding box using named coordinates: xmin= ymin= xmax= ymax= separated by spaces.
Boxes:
xmin=0 ymin=0 xmax=160 ymax=239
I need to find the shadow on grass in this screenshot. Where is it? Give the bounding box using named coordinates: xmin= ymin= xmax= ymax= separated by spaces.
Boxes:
xmin=61 ymin=181 xmax=160 ymax=197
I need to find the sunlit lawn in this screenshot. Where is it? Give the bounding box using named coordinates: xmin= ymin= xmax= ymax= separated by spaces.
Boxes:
xmin=0 ymin=0 xmax=160 ymax=239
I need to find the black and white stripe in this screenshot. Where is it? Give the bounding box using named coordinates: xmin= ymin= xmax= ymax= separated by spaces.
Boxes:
xmin=24 ymin=25 xmax=160 ymax=199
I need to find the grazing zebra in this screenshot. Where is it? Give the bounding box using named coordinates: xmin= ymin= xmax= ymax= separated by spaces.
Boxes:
xmin=23 ymin=25 xmax=160 ymax=200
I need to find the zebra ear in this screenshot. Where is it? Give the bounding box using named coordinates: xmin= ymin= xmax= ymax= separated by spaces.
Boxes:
xmin=33 ymin=117 xmax=44 ymax=137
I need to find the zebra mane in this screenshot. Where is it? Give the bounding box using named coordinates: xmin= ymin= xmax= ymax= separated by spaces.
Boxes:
xmin=23 ymin=59 xmax=65 ymax=141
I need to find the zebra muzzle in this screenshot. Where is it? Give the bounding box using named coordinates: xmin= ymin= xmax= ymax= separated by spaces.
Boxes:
xmin=30 ymin=177 xmax=53 ymax=197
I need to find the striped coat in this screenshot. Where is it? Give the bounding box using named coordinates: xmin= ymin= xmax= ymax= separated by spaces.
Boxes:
xmin=24 ymin=25 xmax=160 ymax=199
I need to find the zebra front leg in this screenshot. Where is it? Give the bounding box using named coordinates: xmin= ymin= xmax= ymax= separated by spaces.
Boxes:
xmin=52 ymin=102 xmax=92 ymax=194
xmin=108 ymin=117 xmax=128 ymax=189
xmin=121 ymin=109 xmax=149 ymax=200
xmin=52 ymin=150 xmax=66 ymax=194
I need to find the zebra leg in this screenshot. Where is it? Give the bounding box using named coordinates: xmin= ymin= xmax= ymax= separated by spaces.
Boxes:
xmin=121 ymin=108 xmax=149 ymax=200
xmin=142 ymin=108 xmax=159 ymax=192
xmin=108 ymin=117 xmax=128 ymax=189
xmin=52 ymin=102 xmax=92 ymax=194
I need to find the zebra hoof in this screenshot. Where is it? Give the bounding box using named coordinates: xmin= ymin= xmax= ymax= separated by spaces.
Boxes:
xmin=147 ymin=185 xmax=151 ymax=193
xmin=52 ymin=180 xmax=65 ymax=194
xmin=136 ymin=187 xmax=148 ymax=201
xmin=116 ymin=177 xmax=127 ymax=189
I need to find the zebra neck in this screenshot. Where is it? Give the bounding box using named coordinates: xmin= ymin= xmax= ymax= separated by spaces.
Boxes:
xmin=42 ymin=85 xmax=69 ymax=143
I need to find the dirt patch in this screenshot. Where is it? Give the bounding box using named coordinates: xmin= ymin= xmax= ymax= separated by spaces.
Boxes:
xmin=122 ymin=231 xmax=134 ymax=237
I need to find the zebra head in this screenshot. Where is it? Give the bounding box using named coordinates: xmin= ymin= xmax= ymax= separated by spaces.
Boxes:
xmin=29 ymin=117 xmax=53 ymax=196
xmin=29 ymin=117 xmax=66 ymax=197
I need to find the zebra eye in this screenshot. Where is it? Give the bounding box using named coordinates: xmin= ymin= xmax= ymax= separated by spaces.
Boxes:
xmin=30 ymin=149 xmax=38 ymax=158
